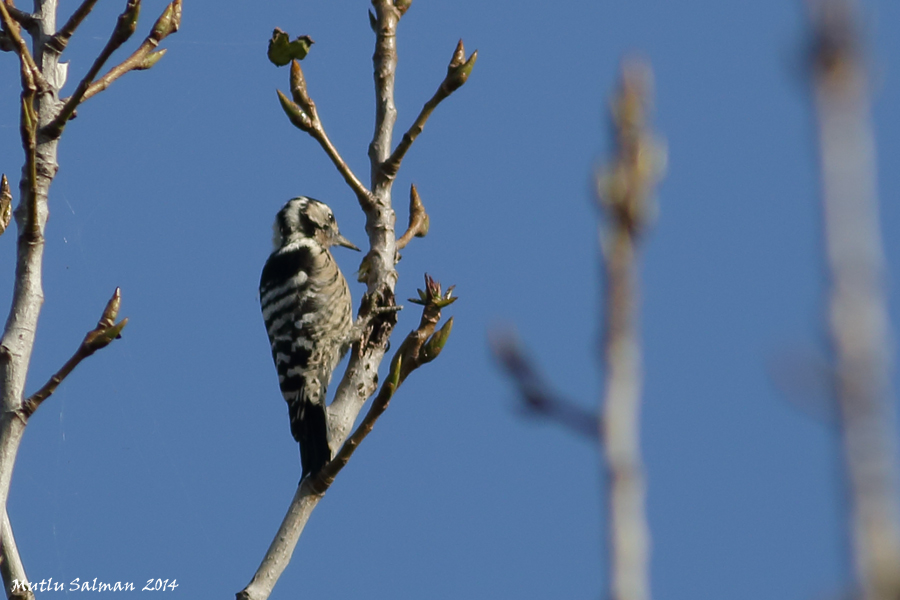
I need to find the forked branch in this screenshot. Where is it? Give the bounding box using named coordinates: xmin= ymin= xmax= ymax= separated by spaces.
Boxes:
xmin=42 ymin=0 xmax=182 ymax=139
xmin=238 ymin=276 xmax=455 ymax=600
xmin=277 ymin=59 xmax=374 ymax=209
xmin=0 ymin=2 xmax=45 ymax=91
xmin=313 ymin=275 xmax=455 ymax=492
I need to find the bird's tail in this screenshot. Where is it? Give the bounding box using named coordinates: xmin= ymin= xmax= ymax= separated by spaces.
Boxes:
xmin=288 ymin=395 xmax=331 ymax=479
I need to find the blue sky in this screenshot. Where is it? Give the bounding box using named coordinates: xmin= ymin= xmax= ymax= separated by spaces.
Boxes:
xmin=1 ymin=0 xmax=899 ymax=598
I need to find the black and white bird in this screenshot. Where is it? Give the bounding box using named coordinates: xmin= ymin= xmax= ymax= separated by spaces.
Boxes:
xmin=259 ymin=197 xmax=359 ymax=479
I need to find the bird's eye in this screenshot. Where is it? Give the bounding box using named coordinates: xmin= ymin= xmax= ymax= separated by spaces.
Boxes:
xmin=328 ymin=214 xmax=335 ymax=222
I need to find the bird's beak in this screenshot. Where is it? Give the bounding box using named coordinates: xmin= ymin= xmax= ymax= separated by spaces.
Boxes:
xmin=334 ymin=233 xmax=360 ymax=252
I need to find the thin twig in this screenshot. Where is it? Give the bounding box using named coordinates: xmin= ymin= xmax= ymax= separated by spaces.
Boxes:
xmin=490 ymin=330 xmax=599 ymax=440
xmin=598 ymin=61 xmax=663 ymax=600
xmin=277 ymin=60 xmax=374 ymax=208
xmin=808 ymin=3 xmax=900 ymax=600
xmin=43 ymin=0 xmax=182 ymax=138
xmin=0 ymin=2 xmax=44 ymax=90
xmin=380 ymin=40 xmax=477 ymax=182
xmin=3 ymin=4 xmax=35 ymax=32
xmin=81 ymin=0 xmax=181 ymax=103
xmin=43 ymin=0 xmax=141 ymax=138
xmin=49 ymin=0 xmax=102 ymax=54
xmin=19 ymin=288 xmax=127 ymax=419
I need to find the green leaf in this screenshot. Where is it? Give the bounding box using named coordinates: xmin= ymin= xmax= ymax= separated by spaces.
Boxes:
xmin=268 ymin=29 xmax=314 ymax=67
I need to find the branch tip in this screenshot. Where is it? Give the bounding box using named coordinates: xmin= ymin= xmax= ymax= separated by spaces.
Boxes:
xmin=20 ymin=291 xmax=128 ymax=417
xmin=290 ymin=59 xmax=315 ymax=116
xmin=98 ymin=287 xmax=122 ymax=329
xmin=277 ymin=89 xmax=312 ymax=131
xmin=396 ymin=184 xmax=429 ymax=249
xmin=444 ymin=42 xmax=477 ymax=93
xmin=113 ymin=0 xmax=141 ymax=45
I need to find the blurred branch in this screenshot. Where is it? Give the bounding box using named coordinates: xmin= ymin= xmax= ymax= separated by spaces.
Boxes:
xmin=379 ymin=40 xmax=477 ymax=182
xmin=490 ymin=330 xmax=599 ymax=440
xmin=277 ymin=58 xmax=374 ymax=209
xmin=238 ymin=276 xmax=455 ymax=600
xmin=597 ymin=60 xmax=664 ymax=600
xmin=19 ymin=289 xmax=127 ymax=419
xmin=808 ymin=3 xmax=900 ymax=600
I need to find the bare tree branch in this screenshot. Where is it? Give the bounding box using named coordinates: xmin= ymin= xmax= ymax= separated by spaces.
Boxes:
xmin=238 ymin=276 xmax=454 ymax=600
xmin=43 ymin=0 xmax=141 ymax=138
xmin=490 ymin=330 xmax=599 ymax=440
xmin=0 ymin=509 xmax=33 ymax=600
xmin=808 ymin=3 xmax=900 ymax=599
xmin=315 ymin=275 xmax=454 ymax=489
xmin=0 ymin=2 xmax=45 ymax=91
xmin=245 ymin=2 xmax=472 ymax=595
xmin=597 ymin=61 xmax=664 ymax=600
xmin=48 ymin=0 xmax=100 ymax=53
xmin=380 ymin=40 xmax=476 ymax=181
xmin=43 ymin=0 xmax=182 ymax=139
xmin=276 ymin=58 xmax=374 ymax=208
xmin=19 ymin=288 xmax=127 ymax=419
xmin=2 ymin=3 xmax=35 ymax=33
xmin=0 ymin=0 xmax=179 ymax=588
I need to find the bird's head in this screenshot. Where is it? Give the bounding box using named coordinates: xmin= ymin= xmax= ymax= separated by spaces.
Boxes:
xmin=272 ymin=196 xmax=360 ymax=252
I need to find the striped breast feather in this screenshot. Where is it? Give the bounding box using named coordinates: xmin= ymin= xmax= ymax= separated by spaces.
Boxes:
xmin=260 ymin=246 xmax=314 ymax=302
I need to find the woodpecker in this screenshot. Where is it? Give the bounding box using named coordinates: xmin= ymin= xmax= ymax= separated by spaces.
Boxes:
xmin=260 ymin=197 xmax=359 ymax=479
